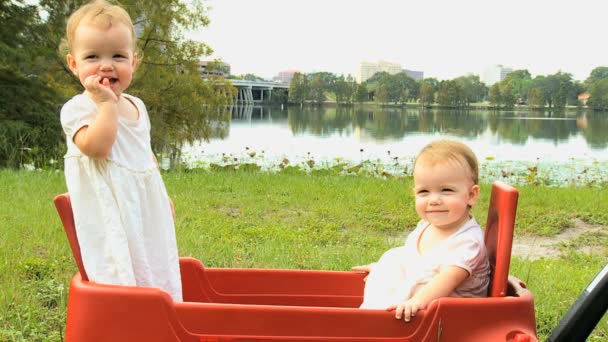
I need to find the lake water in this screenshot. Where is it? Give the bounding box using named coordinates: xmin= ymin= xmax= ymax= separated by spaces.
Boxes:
xmin=181 ymin=105 xmax=608 ymax=186
xmin=184 ymin=105 xmax=607 ymax=162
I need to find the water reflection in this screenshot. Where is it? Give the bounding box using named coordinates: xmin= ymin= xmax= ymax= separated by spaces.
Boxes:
xmin=579 ymin=113 xmax=608 ymax=149
xmin=285 ymin=107 xmax=608 ymax=149
xmin=232 ymin=104 xmax=275 ymax=121
xmin=198 ymin=105 xmax=607 ymax=162
xmin=286 ymin=107 xmax=604 ymax=146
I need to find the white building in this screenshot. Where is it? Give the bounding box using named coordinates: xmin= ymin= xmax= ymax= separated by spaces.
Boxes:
xmin=357 ymin=60 xmax=403 ymax=83
xmin=482 ymin=65 xmax=513 ymax=86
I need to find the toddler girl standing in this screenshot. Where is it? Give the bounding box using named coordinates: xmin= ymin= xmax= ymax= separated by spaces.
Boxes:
xmin=60 ymin=0 xmax=182 ymax=301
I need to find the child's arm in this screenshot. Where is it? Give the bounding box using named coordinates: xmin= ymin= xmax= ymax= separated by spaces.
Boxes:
xmin=73 ymin=76 xmax=119 ymax=159
xmin=387 ymin=266 xmax=468 ymax=322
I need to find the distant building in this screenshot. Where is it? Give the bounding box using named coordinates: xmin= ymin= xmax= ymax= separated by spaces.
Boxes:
xmin=403 ymin=69 xmax=424 ymax=80
xmin=357 ymin=60 xmax=403 ymax=83
xmin=199 ymin=60 xmax=230 ymax=79
xmin=482 ymin=65 xmax=513 ymax=86
xmin=273 ymin=69 xmax=299 ymax=83
xmin=578 ymin=93 xmax=590 ymax=106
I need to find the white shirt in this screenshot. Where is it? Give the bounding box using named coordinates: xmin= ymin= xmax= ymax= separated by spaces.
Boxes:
xmin=60 ymin=93 xmax=182 ymax=301
xmin=360 ymin=217 xmax=490 ymax=309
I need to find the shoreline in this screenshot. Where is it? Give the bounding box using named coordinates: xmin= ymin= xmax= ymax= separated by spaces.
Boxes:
xmin=175 ymin=152 xmax=608 ymax=188
xmin=283 ymin=101 xmax=589 ymax=112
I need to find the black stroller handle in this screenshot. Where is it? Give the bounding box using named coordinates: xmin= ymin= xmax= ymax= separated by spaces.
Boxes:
xmin=547 ymin=263 xmax=608 ymax=342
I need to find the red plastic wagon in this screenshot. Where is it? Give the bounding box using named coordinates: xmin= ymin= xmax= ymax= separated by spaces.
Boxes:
xmin=54 ymin=181 xmax=539 ymax=341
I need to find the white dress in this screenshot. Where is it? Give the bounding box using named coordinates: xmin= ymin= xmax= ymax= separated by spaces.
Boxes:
xmin=60 ymin=93 xmax=182 ymax=301
xmin=360 ymin=217 xmax=490 ymax=309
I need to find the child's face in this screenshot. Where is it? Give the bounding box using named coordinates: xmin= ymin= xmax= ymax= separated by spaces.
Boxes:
xmin=67 ymin=22 xmax=137 ymax=98
xmin=413 ymin=159 xmax=480 ymax=232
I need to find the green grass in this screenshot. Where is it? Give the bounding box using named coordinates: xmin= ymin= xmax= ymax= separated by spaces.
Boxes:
xmin=512 ymin=254 xmax=608 ymax=341
xmin=1 ymin=169 xmax=606 ymax=341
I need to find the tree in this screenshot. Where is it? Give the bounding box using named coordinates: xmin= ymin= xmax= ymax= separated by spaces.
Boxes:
xmin=420 ymin=77 xmax=439 ymax=92
xmin=0 ymin=68 xmax=63 ymax=168
xmin=527 ymin=87 xmax=545 ymax=110
xmin=399 ymin=88 xmax=410 ymax=106
xmin=502 ymin=70 xmax=532 ymax=103
xmin=270 ymin=88 xmax=288 ymax=105
xmin=366 ymin=72 xmax=417 ymax=104
xmin=333 ymin=75 xmax=350 ymax=104
xmin=454 ymin=75 xmax=486 ymax=107
xmin=375 ymin=84 xmax=390 ymax=106
xmin=530 ymin=76 xmax=548 ymax=107
xmin=555 ymin=82 xmax=568 ymax=109
xmin=289 ymin=72 xmax=308 ymax=105
xmin=345 ymin=74 xmax=357 ymax=105
xmin=406 ymin=77 xmax=421 ymax=100
xmin=569 ymin=81 xmax=585 ymax=106
xmin=437 ymin=80 xmax=464 ymax=108
xmin=532 ymin=72 xmax=573 ymax=109
xmin=332 ymin=74 xmax=357 ymax=105
xmin=500 ymin=84 xmax=516 ymax=109
xmin=0 ymin=0 xmax=65 ymax=168
xmin=489 ymin=84 xmax=501 ymax=107
xmin=419 ymin=81 xmax=435 ymax=107
xmin=365 ymin=71 xmax=390 ymax=101
xmin=392 ymin=73 xmax=417 ymax=103
xmin=587 ymin=78 xmax=608 ymax=111
xmin=309 ymin=73 xmax=326 ymax=105
xmin=584 ymin=66 xmax=608 ymax=89
xmin=553 ymin=72 xmax=574 ymax=109
xmin=355 ymin=83 xmax=369 ymax=103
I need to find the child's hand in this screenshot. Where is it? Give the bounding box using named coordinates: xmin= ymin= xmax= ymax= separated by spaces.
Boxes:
xmin=387 ymin=298 xmax=427 ymax=322
xmin=351 ymin=264 xmax=373 ymax=282
xmin=84 ymin=74 xmax=118 ymax=104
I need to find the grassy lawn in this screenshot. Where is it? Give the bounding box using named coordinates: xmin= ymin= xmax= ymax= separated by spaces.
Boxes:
xmin=0 ymin=169 xmax=606 ymax=341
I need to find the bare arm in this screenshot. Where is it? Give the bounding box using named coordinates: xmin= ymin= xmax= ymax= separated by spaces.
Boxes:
xmin=73 ymin=76 xmax=119 ymax=159
xmin=387 ymin=266 xmax=469 ymax=322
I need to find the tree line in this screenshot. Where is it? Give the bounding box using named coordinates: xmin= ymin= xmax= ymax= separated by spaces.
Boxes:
xmin=287 ymin=67 xmax=608 ymax=112
xmin=490 ymin=67 xmax=608 ymax=111
xmin=0 ymin=0 xmax=234 ymax=169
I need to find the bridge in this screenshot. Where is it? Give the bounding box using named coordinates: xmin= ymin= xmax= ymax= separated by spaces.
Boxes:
xmin=228 ymin=79 xmax=289 ymax=104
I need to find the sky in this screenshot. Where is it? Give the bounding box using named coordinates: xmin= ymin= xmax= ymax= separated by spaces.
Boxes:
xmin=186 ymin=0 xmax=608 ymax=81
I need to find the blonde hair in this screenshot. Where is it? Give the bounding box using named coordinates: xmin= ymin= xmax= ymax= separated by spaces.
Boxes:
xmin=414 ymin=140 xmax=479 ymax=185
xmin=60 ymin=0 xmax=136 ymax=55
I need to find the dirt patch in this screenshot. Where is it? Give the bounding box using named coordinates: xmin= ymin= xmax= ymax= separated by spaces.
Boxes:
xmin=512 ymin=219 xmax=606 ymax=260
